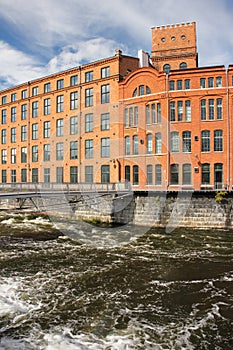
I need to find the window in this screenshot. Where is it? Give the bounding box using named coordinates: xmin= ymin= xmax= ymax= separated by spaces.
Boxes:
xmin=170 ymin=131 xmax=179 ymax=152
xmin=133 ymin=165 xmax=139 ymax=185
xmin=208 ymin=77 xmax=214 ymax=88
xmin=2 ymin=170 xmax=7 ymax=183
xmin=200 ymin=78 xmax=206 ymax=88
xmin=1 ymin=109 xmax=6 ymax=124
xmin=57 ymin=79 xmax=64 ymax=90
xmin=155 ymin=133 xmax=162 ymax=154
xmin=2 ymin=95 xmax=7 ymax=104
xmin=32 ymin=86 xmax=38 ymax=96
xmin=182 ymin=164 xmax=192 ymax=185
xmin=169 ymin=101 xmax=175 ymax=121
xmin=216 ymin=76 xmax=222 ymax=87
xmin=85 ymin=88 xmax=93 ymax=107
xmin=169 ymin=80 xmax=175 ymax=91
xmin=146 ymin=105 xmax=150 ymax=124
xmin=124 ymin=106 xmax=138 ymax=127
xmin=101 ymin=113 xmax=110 ymax=130
xmin=56 ymin=119 xmax=64 ymax=136
xmin=182 ymin=131 xmax=191 ymax=152
xmin=44 ymin=168 xmax=50 ymax=183
xmin=208 ymin=99 xmax=214 ymax=120
xmin=101 ymin=137 xmax=110 ymax=157
xmin=21 ymin=89 xmax=27 ymax=99
xmin=32 ymin=168 xmax=38 ymax=183
xmin=70 ymin=166 xmax=78 ymax=183
xmin=44 ymin=83 xmax=51 ymax=93
xmin=146 ymin=134 xmax=153 ymax=154
xmin=184 ymin=100 xmax=191 ymax=121
xmin=125 ymin=136 xmax=130 ymax=155
xmin=43 ymin=144 xmax=50 ymax=161
xmin=170 ymin=164 xmax=179 ymax=185
xmin=125 ymin=166 xmax=130 ymax=182
xmin=21 ymin=169 xmax=27 ymax=183
xmin=177 ymin=101 xmax=183 ymax=121
xmin=101 ymin=165 xmax=110 ymax=183
xmin=70 ymin=91 xmax=78 ymax=110
xmin=177 ymin=80 xmax=183 ymax=90
xmin=44 ymin=98 xmax=50 ymax=115
xmin=133 ymin=135 xmax=138 ymax=155
xmin=101 ymin=66 xmax=110 ymax=78
xmin=44 ymin=121 xmax=50 ymax=138
xmin=185 ymin=79 xmax=190 ymax=89
xmin=11 ymin=107 xmax=16 ymax=122
xmin=56 ymin=142 xmax=64 ymax=160
xmin=32 ymin=145 xmax=38 ymax=162
xmin=11 ymin=170 xmax=16 ymax=183
xmin=85 ymin=71 xmax=93 ymax=82
xmin=21 ymin=147 xmax=27 ymax=163
xmin=201 ymin=99 xmax=206 ymax=120
xmin=157 ymin=103 xmax=161 ymax=123
xmin=214 ymin=163 xmax=223 ymax=188
xmin=70 ymin=116 xmax=78 ymax=135
xmin=202 ymin=164 xmax=210 ymax=184
xmin=217 ymin=98 xmax=222 ymax=120
xmin=21 ymin=125 xmax=27 ymax=141
xmin=85 ymin=166 xmax=93 ymax=183
xmin=101 ymin=84 xmax=110 ymax=104
xmin=201 ymin=130 xmax=210 ymax=152
xmin=180 ymin=62 xmax=187 ymax=69
xmin=133 ymin=85 xmax=151 ymax=97
xmin=163 ymin=64 xmax=170 ymax=74
xmin=21 ymin=104 xmax=27 ymax=120
xmin=85 ymin=139 xmax=93 ymax=158
xmin=1 ymin=129 xmax=6 ymax=144
xmin=32 ymin=123 xmax=38 ymax=140
xmin=147 ymin=165 xmax=153 ymax=185
xmin=155 ymin=164 xmax=162 ymax=185
xmin=85 ymin=113 xmax=93 ymax=132
xmin=56 ymin=167 xmax=63 ymax=183
xmin=11 ymin=93 xmax=16 ymax=102
xmin=11 ymin=148 xmax=16 ymax=164
xmin=56 ymin=95 xmax=64 ymax=112
xmin=151 ymin=104 xmax=156 ymax=123
xmin=11 ymin=127 xmax=16 ymax=143
xmin=214 ymin=130 xmax=223 ymax=152
xmin=1 ymin=149 xmax=7 ymax=164
xmin=70 ymin=75 xmax=78 ymax=86
xmin=70 ymin=141 xmax=78 ymax=159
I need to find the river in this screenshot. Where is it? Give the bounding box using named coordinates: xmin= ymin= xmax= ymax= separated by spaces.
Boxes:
xmin=0 ymin=211 xmax=233 ymax=349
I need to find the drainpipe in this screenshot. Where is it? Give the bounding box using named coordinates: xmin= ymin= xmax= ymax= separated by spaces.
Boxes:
xmin=226 ymin=67 xmax=230 ymax=190
xmin=165 ymin=71 xmax=170 ymax=190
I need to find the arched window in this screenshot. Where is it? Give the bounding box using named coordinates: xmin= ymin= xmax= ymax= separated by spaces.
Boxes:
xmin=163 ymin=64 xmax=171 ymax=74
xmin=132 ymin=85 xmax=151 ymax=97
xmin=180 ymin=62 xmax=187 ymax=69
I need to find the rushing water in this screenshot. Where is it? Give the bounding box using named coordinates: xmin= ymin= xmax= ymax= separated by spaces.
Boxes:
xmin=0 ymin=212 xmax=233 ymax=349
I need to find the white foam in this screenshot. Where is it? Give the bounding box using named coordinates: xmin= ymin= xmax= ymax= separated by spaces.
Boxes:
xmin=0 ymin=278 xmax=28 ymax=318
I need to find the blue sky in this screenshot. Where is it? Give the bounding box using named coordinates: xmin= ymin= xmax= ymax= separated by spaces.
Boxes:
xmin=0 ymin=0 xmax=233 ymax=90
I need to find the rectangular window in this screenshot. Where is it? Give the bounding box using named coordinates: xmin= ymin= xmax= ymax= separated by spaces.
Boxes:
xmin=70 ymin=141 xmax=78 ymax=159
xmin=170 ymin=164 xmax=179 ymax=185
xmin=21 ymin=169 xmax=27 ymax=183
xmin=32 ymin=168 xmax=38 ymax=183
xmin=1 ymin=149 xmax=7 ymax=164
xmin=217 ymin=98 xmax=222 ymax=120
xmin=85 ymin=113 xmax=93 ymax=132
xmin=101 ymin=113 xmax=110 ymax=130
xmin=21 ymin=104 xmax=27 ymax=120
xmin=125 ymin=136 xmax=130 ymax=155
xmin=11 ymin=148 xmax=16 ymax=164
xmin=185 ymin=79 xmax=190 ymax=89
xmin=177 ymin=101 xmax=183 ymax=121
xmin=202 ymin=164 xmax=210 ymax=184
xmin=177 ymin=80 xmax=182 ymax=90
xmin=1 ymin=129 xmax=6 ymax=144
xmin=43 ymin=144 xmax=50 ymax=161
xmin=201 ymin=130 xmax=210 ymax=152
xmin=32 ymin=145 xmax=38 ymax=162
xmin=11 ymin=107 xmax=16 ymax=122
xmin=208 ymin=99 xmax=214 ymax=120
xmin=32 ymin=123 xmax=38 ymax=140
xmin=21 ymin=126 xmax=27 ymax=141
xmin=129 ymin=107 xmax=133 ymax=127
xmin=57 ymin=79 xmax=64 ymax=90
xmin=101 ymin=137 xmax=110 ymax=157
xmin=101 ymin=84 xmax=110 ymax=104
xmin=85 ymin=71 xmax=93 ymax=82
xmin=208 ymin=77 xmax=214 ymax=88
xmin=125 ymin=166 xmax=130 ymax=182
xmin=146 ymin=105 xmax=150 ymax=124
xmin=155 ymin=164 xmax=162 ymax=185
xmin=85 ymin=88 xmax=93 ymax=107
xmin=146 ymin=134 xmax=153 ymax=154
xmin=216 ymin=76 xmax=222 ymax=87
xmin=182 ymin=164 xmax=192 ymax=185
xmin=11 ymin=93 xmax=16 ymax=102
xmin=201 ymin=100 xmax=206 ymax=120
xmin=56 ymin=95 xmax=64 ymax=112
xmin=70 ymin=91 xmax=78 ymax=110
xmin=44 ymin=98 xmax=51 ymax=115
xmin=21 ymin=147 xmax=27 ymax=163
xmin=56 ymin=142 xmax=64 ymax=160
xmin=124 ymin=109 xmax=129 ymax=127
xmin=155 ymin=133 xmax=162 ymax=154
xmin=185 ymin=100 xmax=191 ymax=121
xmin=157 ymin=103 xmax=161 ymax=123
xmin=2 ymin=169 xmax=7 ymax=183
xmin=169 ymin=80 xmax=175 ymax=91
xmin=101 ymin=165 xmax=110 ymax=183
xmin=1 ymin=109 xmax=7 ymax=124
xmin=133 ymin=135 xmax=138 ymax=155
xmin=44 ymin=168 xmax=50 ymax=183
xmin=44 ymin=121 xmax=50 ymax=138
xmin=70 ymin=166 xmax=78 ymax=183
xmin=151 ymin=104 xmax=156 ymax=124
xmin=101 ymin=66 xmax=110 ymax=78
xmin=133 ymin=165 xmax=139 ymax=185
xmin=214 ymin=130 xmax=223 ymax=152
xmin=2 ymin=95 xmax=7 ymax=104
xmin=70 ymin=75 xmax=78 ymax=86
xmin=200 ymin=78 xmax=206 ymax=88
xmin=171 ymin=131 xmax=179 ymax=152
xmin=11 ymin=127 xmax=16 ymax=143
xmin=11 ymin=169 xmax=16 ymax=183
xmin=85 ymin=166 xmax=93 ymax=183
xmin=44 ymin=83 xmax=51 ymax=93
xmin=70 ymin=116 xmax=78 ymax=135
xmin=21 ymin=89 xmax=27 ymax=99
xmin=56 ymin=119 xmax=64 ymax=136
xmin=169 ymin=101 xmax=175 ymax=121
xmin=85 ymin=139 xmax=93 ymax=158
xmin=147 ymin=165 xmax=153 ymax=185
xmin=182 ymin=131 xmax=191 ymax=152
xmin=56 ymin=167 xmax=63 ymax=183
xmin=32 ymin=86 xmax=38 ymax=96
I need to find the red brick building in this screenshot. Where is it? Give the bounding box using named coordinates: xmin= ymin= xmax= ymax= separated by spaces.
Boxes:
xmin=0 ymin=22 xmax=233 ymax=191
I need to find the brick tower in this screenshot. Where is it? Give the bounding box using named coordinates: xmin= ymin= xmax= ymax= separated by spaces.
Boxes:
xmin=151 ymin=22 xmax=198 ymax=72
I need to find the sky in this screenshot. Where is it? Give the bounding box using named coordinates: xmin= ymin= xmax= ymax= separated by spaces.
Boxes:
xmin=0 ymin=0 xmax=233 ymax=90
